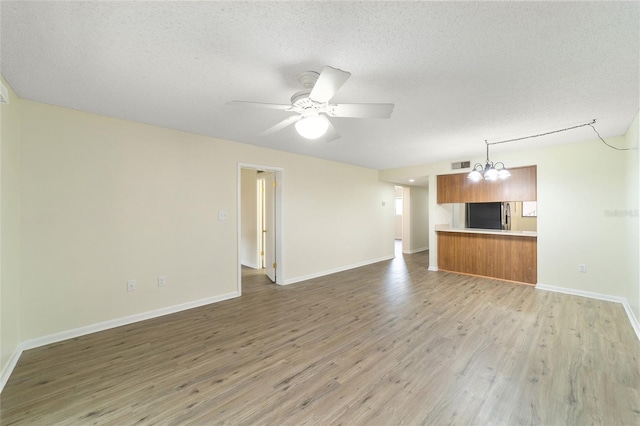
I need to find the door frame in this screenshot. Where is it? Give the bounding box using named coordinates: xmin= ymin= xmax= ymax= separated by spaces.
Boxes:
xmin=261 ymin=171 xmax=277 ymax=282
xmin=237 ymin=163 xmax=285 ymax=293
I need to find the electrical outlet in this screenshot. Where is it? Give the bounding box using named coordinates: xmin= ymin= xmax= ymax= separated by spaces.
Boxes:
xmin=158 ymin=276 xmax=166 ymax=287
xmin=578 ymin=264 xmax=587 ymax=273
xmin=218 ymin=210 xmax=228 ymax=221
xmin=127 ymin=279 xmax=137 ymax=292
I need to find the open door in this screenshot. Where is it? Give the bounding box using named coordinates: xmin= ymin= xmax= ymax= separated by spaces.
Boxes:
xmin=263 ymin=172 xmax=277 ymax=282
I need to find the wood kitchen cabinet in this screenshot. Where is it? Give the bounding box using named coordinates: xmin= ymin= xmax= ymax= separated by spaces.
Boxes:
xmin=437 ymin=165 xmax=536 ymax=203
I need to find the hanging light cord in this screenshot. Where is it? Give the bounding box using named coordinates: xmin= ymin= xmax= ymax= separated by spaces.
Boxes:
xmin=586 ymin=122 xmax=631 ymax=151
xmin=486 ymin=119 xmax=631 ymax=151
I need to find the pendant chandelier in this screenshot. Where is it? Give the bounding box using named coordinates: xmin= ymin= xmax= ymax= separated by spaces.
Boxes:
xmin=468 ymin=141 xmax=510 ymax=182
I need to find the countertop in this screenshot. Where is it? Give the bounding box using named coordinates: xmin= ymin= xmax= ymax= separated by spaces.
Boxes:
xmin=435 ymin=224 xmax=537 ymax=238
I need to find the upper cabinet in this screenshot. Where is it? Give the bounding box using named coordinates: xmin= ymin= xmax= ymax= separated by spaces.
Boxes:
xmin=437 ymin=165 xmax=537 ymax=203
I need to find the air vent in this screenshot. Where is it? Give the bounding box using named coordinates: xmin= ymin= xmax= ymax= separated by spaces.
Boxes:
xmin=451 ymin=161 xmax=471 ymax=170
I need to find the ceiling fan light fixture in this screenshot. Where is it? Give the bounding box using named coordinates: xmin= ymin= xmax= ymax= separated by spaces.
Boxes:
xmin=295 ymin=113 xmax=329 ymax=139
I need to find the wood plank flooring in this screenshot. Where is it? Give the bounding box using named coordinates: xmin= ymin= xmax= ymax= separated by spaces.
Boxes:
xmin=2 ymin=250 xmax=639 ymax=425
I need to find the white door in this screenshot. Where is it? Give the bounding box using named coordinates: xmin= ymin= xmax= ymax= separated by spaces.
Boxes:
xmin=263 ymin=172 xmax=277 ymax=282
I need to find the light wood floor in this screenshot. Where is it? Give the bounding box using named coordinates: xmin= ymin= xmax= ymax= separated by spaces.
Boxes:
xmin=2 ymin=250 xmax=639 ymax=425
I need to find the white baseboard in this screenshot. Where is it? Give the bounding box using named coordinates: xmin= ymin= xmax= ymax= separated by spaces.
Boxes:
xmin=404 ymin=246 xmax=428 ymax=254
xmin=0 ymin=291 xmax=239 ymax=394
xmin=0 ymin=346 xmax=23 ymax=394
xmin=284 ymin=255 xmax=395 ymax=285
xmin=621 ymin=302 xmax=640 ymax=342
xmin=536 ymin=283 xmax=640 ymax=342
xmin=428 ymin=266 xmax=439 ymax=272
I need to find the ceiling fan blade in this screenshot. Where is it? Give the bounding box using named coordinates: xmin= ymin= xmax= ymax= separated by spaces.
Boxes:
xmin=228 ymin=101 xmax=292 ymax=110
xmin=322 ymin=119 xmax=341 ymax=142
xmin=309 ymin=66 xmax=351 ymax=103
xmin=329 ymin=103 xmax=395 ymax=119
xmin=260 ymin=115 xmax=301 ymax=136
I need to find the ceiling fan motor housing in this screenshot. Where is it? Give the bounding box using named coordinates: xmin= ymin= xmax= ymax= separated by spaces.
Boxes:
xmin=292 ymin=71 xmax=324 ymax=114
xmin=290 ymin=90 xmax=322 ymax=114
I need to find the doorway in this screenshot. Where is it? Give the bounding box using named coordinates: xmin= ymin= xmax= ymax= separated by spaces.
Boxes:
xmin=394 ymin=183 xmax=430 ymax=256
xmin=238 ymin=164 xmax=284 ymax=294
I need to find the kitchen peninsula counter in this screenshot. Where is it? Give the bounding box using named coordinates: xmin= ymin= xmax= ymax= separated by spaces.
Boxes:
xmin=436 ymin=225 xmax=537 ymax=285
xmin=435 ymin=225 xmax=537 ymax=238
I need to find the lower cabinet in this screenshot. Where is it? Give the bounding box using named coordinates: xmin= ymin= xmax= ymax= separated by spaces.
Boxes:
xmin=437 ymin=231 xmax=537 ymax=285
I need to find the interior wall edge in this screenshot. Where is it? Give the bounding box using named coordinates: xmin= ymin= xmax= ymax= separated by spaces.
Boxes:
xmin=0 ymin=344 xmax=22 ymax=394
xmin=0 ymin=73 xmax=22 ymax=389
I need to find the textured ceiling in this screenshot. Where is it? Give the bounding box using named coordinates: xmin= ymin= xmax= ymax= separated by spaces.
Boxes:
xmin=1 ymin=1 xmax=638 ymax=170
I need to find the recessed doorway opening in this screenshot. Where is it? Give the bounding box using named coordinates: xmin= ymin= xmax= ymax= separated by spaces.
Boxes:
xmin=237 ymin=164 xmax=284 ymax=294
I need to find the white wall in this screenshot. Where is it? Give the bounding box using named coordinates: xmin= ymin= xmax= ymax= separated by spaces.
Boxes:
xmin=16 ymin=99 xmax=394 ymax=342
xmin=240 ymin=168 xmax=259 ymax=268
xmin=380 ymin=116 xmax=640 ymax=320
xmin=0 ymin=76 xmax=22 ymax=379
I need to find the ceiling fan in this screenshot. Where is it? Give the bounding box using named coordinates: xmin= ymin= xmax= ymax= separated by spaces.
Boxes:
xmin=229 ymin=66 xmax=394 ymax=141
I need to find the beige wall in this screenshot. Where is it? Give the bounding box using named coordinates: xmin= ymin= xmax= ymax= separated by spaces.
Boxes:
xmin=380 ymin=115 xmax=640 ymax=319
xmin=16 ymin=99 xmax=394 ymax=341
xmin=283 ymin=160 xmax=395 ymax=281
xmin=1 ymin=76 xmax=22 ymax=378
